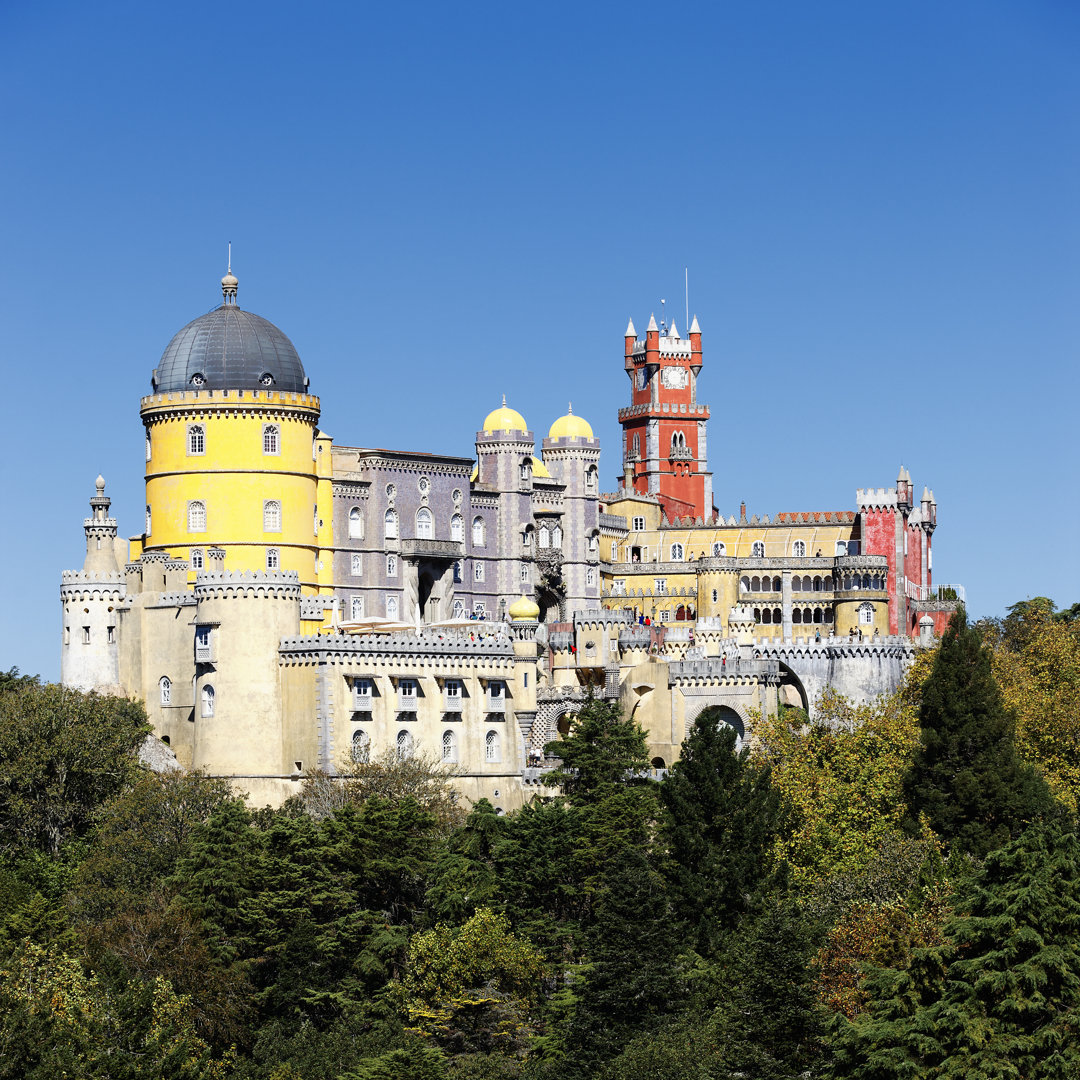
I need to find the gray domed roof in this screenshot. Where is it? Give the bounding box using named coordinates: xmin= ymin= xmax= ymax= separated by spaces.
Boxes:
xmin=152 ymin=300 xmax=309 ymax=394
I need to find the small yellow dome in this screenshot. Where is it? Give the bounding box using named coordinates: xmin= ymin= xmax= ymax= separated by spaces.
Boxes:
xmin=482 ymin=396 xmax=528 ymax=434
xmin=548 ymin=402 xmax=594 ymax=440
xmin=531 ymin=456 xmax=551 ymax=479
xmin=508 ymin=594 xmax=541 ymax=621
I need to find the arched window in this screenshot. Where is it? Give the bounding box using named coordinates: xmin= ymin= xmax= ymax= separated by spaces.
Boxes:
xmin=264 ymin=500 xmax=281 ymax=532
xmin=442 ymin=730 xmax=457 ymax=763
xmin=351 ymin=730 xmax=370 ymax=763
xmin=472 ymin=516 xmax=485 ymax=546
xmin=266 ymin=547 xmax=279 ymax=570
xmin=740 ymin=576 xmax=750 ymax=592
xmin=836 ymin=541 xmax=848 ymax=556
xmin=773 ymin=577 xmax=782 ymax=592
xmin=452 ymin=599 xmax=464 ymax=618
xmin=793 ymin=540 xmax=806 ymax=557
xmin=349 ymin=507 xmax=364 ymax=538
xmin=159 ymin=676 xmax=171 ymax=705
xmin=762 ymin=608 xmax=772 ymax=624
xmin=675 ymin=605 xmax=686 ymax=621
xmin=485 ymin=730 xmax=500 ymax=763
xmin=350 ymin=595 xmax=364 ymax=619
xmin=753 ymin=608 xmax=762 ymax=623
xmin=632 ymin=433 xmax=640 ymax=457
xmin=813 ymin=576 xmax=823 ymax=591
xmin=670 ymin=543 xmax=684 ymax=561
xmin=752 ymin=541 xmax=765 ymax=557
xmin=585 ymin=466 xmax=598 ymax=494
xmin=396 ymin=729 xmax=413 ymax=760
xmin=792 ymin=575 xmax=802 ymax=592
xmin=387 ymin=554 xmax=397 ymax=577
xmin=416 ymin=507 xmax=433 ymax=539
xmin=386 ymin=595 xmax=399 ymax=619
xmin=793 ymin=608 xmax=802 ymax=623
xmin=187 ymin=500 xmax=206 ymax=533
xmin=751 ymin=576 xmax=761 ymax=592
xmin=190 ymin=549 xmax=204 ymax=570
xmin=451 ymin=514 xmax=463 ymax=542
xmin=145 ymin=432 xmax=152 ymax=461
xmin=538 ymin=524 xmax=550 ymax=547
xmin=773 ymin=608 xmax=782 ymax=624
xmin=859 ymin=603 xmax=874 ymax=626
xmin=351 ymin=553 xmax=363 ymax=577
xmin=813 ymin=609 xmax=823 ymax=624
xmin=187 ymin=424 xmax=205 ymax=455
xmin=555 ymin=525 xmax=566 ymax=550
xmin=384 ymin=508 xmax=398 ymax=539
xmin=519 ymin=459 xmax=531 ymax=482
xmin=201 ymin=684 xmax=215 ymax=717
xmin=713 ymin=541 xmax=726 ymax=556
xmin=145 ymin=506 xmax=152 ymax=536
xmin=263 ymin=424 xmax=279 ymax=455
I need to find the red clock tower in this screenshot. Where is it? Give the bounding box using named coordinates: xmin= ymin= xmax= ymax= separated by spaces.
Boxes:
xmin=618 ymin=314 xmax=713 ymax=521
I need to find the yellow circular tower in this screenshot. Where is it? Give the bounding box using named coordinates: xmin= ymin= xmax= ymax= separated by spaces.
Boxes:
xmin=140 ymin=267 xmax=323 ymax=589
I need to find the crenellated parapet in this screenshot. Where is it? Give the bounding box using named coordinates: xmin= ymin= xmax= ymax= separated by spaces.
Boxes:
xmin=856 ymin=487 xmax=899 ymax=510
xmin=60 ymin=570 xmax=125 ymax=602
xmin=278 ymin=633 xmax=515 ymax=668
xmin=194 ymin=569 xmax=302 ymax=601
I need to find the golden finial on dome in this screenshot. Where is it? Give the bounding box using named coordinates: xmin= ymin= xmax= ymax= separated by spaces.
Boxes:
xmin=221 ymin=242 xmax=238 ymax=305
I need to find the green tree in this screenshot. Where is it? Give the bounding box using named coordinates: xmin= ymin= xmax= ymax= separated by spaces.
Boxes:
xmin=660 ymin=710 xmax=785 ymax=956
xmin=829 ymin=821 xmax=1080 ymax=1079
xmin=902 ymin=609 xmax=1055 ymax=856
xmin=542 ymin=698 xmax=651 ymax=802
xmin=0 ymin=682 xmax=149 ymax=855
xmin=399 ymin=907 xmax=546 ymax=1057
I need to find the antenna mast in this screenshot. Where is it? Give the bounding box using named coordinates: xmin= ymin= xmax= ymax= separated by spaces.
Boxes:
xmin=685 ymin=268 xmax=689 ymax=334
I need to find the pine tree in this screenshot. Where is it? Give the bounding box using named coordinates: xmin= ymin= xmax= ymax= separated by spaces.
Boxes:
xmin=660 ymin=709 xmax=785 ymax=956
xmin=902 ymin=608 xmax=1054 ymax=856
xmin=829 ymin=820 xmax=1080 ymax=1079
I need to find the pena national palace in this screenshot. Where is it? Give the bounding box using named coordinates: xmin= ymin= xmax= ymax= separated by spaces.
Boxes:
xmin=60 ymin=267 xmax=963 ymax=809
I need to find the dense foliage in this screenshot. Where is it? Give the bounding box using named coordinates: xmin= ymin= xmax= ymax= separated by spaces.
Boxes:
xmin=0 ymin=600 xmax=1076 ymax=1078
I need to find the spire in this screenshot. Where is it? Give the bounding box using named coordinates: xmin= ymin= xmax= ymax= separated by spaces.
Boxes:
xmin=689 ymin=314 xmax=701 ymax=333
xmin=625 ymin=317 xmax=636 ymax=337
xmin=221 ymin=243 xmax=238 ymax=305
xmin=567 ymin=402 xmax=573 ymax=414
xmin=669 ymin=319 xmax=680 ymax=339
xmin=646 ymin=313 xmax=658 ymax=332
xmin=502 ymin=393 xmax=507 ymax=407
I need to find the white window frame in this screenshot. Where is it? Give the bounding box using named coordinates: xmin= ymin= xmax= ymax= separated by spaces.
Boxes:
xmin=190 ymin=548 xmax=204 ymax=570
xmin=396 ymin=729 xmax=414 ymax=759
xmin=752 ymin=541 xmax=765 ymax=557
xmin=350 ymin=595 xmax=365 ymax=620
xmin=264 ymin=500 xmax=282 ymax=533
xmin=187 ymin=424 xmax=205 ymax=456
xmin=859 ymin=603 xmax=875 ymax=626
xmin=586 ymin=567 xmax=596 ymax=587
xmin=632 ymin=516 xmax=646 ymax=531
xmin=159 ymin=676 xmax=171 ymax=705
xmin=416 ymin=507 xmax=433 ymax=540
xmin=474 ymin=562 xmax=485 ymax=582
xmin=442 ymin=730 xmax=457 ymax=763
xmin=187 ymin=500 xmax=206 ymax=533
xmin=384 ymin=508 xmax=398 ymax=539
xmin=387 ymin=554 xmax=397 ymax=577
xmin=485 ymin=730 xmax=500 ymax=763
xmin=713 ymin=541 xmax=726 ymax=556
xmin=201 ymin=684 xmax=215 ymax=718
xmin=349 ymin=507 xmax=364 ymax=539
xmin=670 ymin=543 xmax=684 ymax=561
xmin=351 ymin=553 xmax=363 ymax=577
xmin=793 ymin=540 xmax=806 ymax=557
xmin=263 ymin=424 xmax=280 ymax=455
xmin=655 ymin=579 xmax=667 ymax=595
xmin=520 ymin=564 xmax=530 ymax=583
xmin=472 ymin=516 xmax=485 ymax=546
xmin=386 ymin=594 xmax=399 ymax=619
xmin=450 ymin=514 xmax=464 ymax=542
xmin=145 ymin=506 xmax=152 ymax=536
xmin=266 ymin=547 xmax=280 ymax=570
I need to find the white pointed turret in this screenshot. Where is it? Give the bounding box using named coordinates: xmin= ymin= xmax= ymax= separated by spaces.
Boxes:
xmin=646 ymin=313 xmax=658 ymax=332
xmin=689 ymin=314 xmax=701 ymax=333
xmin=625 ymin=317 xmax=637 ymax=338
xmin=668 ymin=319 xmax=679 ymax=339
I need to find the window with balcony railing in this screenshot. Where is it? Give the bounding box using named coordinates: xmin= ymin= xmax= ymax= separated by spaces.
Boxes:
xmin=194 ymin=626 xmax=213 ymax=663
xmin=444 ymin=680 xmax=463 ymax=712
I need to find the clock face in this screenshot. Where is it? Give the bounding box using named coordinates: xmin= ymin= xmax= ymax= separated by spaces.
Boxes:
xmin=661 ymin=366 xmax=689 ymax=389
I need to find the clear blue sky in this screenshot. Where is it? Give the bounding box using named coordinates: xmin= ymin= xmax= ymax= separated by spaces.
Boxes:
xmin=2 ymin=1 xmax=1077 ymax=681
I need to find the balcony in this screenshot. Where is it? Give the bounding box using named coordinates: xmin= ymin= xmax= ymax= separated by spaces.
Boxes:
xmin=352 ymin=692 xmax=373 ymax=711
xmin=401 ymin=538 xmax=464 ymax=560
xmin=906 ymin=582 xmax=966 ymax=604
xmin=443 ymin=693 xmax=463 ymax=713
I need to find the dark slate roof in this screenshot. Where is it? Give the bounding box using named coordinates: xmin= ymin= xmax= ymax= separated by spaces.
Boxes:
xmin=152 ymin=305 xmax=309 ymax=393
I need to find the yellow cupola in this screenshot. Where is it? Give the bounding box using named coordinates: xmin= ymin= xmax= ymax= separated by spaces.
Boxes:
xmin=482 ymin=396 xmax=529 ymax=434
xmin=548 ymin=402 xmax=594 ymax=440
xmin=508 ymin=594 xmax=541 ymax=621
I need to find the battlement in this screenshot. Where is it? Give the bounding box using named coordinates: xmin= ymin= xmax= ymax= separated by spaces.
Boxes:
xmin=61 ymin=569 xmax=125 ymax=584
xmin=194 ymin=570 xmax=302 ymax=600
xmin=574 ymin=607 xmax=633 ymax=627
xmin=856 ymin=487 xmax=898 ymax=509
xmin=139 ymin=388 xmax=321 ymax=412
xmin=301 ymin=596 xmax=334 ymax=620
xmin=279 ymin=633 xmax=515 ymax=663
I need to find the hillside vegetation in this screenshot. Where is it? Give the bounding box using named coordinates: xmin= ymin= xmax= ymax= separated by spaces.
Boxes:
xmin=0 ymin=599 xmax=1077 ymax=1079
